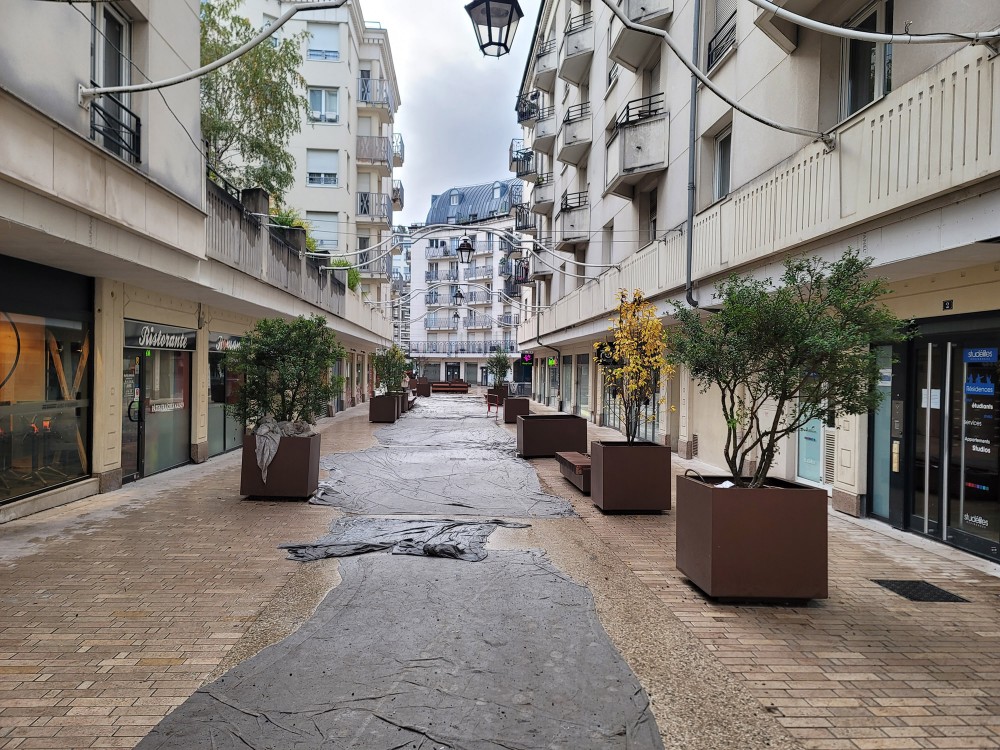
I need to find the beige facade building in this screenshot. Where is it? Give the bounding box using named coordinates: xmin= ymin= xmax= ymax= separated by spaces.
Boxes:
xmin=515 ymin=0 xmax=1000 ymax=560
xmin=0 ymin=0 xmax=392 ymax=522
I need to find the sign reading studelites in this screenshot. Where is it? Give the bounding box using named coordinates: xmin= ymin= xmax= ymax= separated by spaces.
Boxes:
xmin=962 ymin=347 xmax=998 ymax=531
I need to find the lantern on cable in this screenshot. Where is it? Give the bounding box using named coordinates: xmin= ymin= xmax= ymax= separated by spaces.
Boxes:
xmin=457 ymin=236 xmax=475 ymax=264
xmin=452 ymin=289 xmax=465 ymax=306
xmin=464 ymin=0 xmax=524 ymax=58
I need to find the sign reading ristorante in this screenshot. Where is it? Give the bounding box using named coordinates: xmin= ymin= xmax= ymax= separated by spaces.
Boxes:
xmin=124 ymin=320 xmax=197 ymax=351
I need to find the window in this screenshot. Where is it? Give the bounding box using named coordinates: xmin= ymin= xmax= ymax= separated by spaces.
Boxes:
xmin=263 ymin=14 xmax=278 ymax=46
xmin=306 ymin=212 xmax=339 ymax=250
xmin=306 ymin=149 xmax=339 ymax=186
xmin=640 ymin=188 xmax=658 ymax=246
xmin=91 ymin=4 xmax=139 ymax=163
xmin=308 ymin=88 xmax=339 ymax=123
xmin=842 ymin=1 xmax=893 ymax=118
xmin=707 ymin=0 xmax=737 ymax=69
xmin=714 ymin=128 xmax=732 ymax=200
xmin=492 ymin=182 xmax=503 ymax=200
xmin=307 ymin=22 xmax=340 ymax=61
xmin=450 ymin=191 xmax=460 ymax=206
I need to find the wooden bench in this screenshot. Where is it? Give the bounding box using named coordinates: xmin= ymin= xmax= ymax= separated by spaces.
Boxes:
xmin=430 ymin=381 xmax=471 ymax=394
xmin=555 ymin=451 xmax=591 ymax=495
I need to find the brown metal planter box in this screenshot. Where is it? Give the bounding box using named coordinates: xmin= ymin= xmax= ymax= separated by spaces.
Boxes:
xmin=369 ymin=395 xmax=398 ymax=423
xmin=240 ymin=433 xmax=321 ymax=499
xmin=516 ymin=414 xmax=587 ymax=457
xmin=487 ymin=387 xmax=507 ymax=406
xmin=675 ymin=476 xmax=829 ymax=601
xmin=503 ymin=397 xmax=530 ymax=424
xmin=591 ymin=441 xmax=671 ymax=512
xmin=415 ymin=381 xmax=431 ymax=397
xmin=393 ymin=392 xmax=408 ymax=413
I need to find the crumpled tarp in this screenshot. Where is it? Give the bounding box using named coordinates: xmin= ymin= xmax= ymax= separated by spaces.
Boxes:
xmin=279 ymin=516 xmax=530 ymax=562
xmin=253 ymin=417 xmax=314 ymax=482
xmin=312 ymin=447 xmax=573 ymax=517
xmin=134 ymin=551 xmax=665 ymax=750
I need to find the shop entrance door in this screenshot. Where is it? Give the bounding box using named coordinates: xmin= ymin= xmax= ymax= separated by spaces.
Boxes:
xmin=445 ymin=362 xmax=461 ymax=381
xmin=122 ymin=349 xmax=143 ymax=483
xmin=911 ymin=338 xmax=1000 ymax=558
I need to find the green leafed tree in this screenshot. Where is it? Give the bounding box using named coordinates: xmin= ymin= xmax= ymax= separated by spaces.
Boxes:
xmin=201 ymin=0 xmax=306 ymax=201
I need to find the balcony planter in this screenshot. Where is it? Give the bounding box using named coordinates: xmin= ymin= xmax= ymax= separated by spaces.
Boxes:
xmin=240 ymin=433 xmax=321 ymax=499
xmin=369 ymin=394 xmax=398 ymax=423
xmin=591 ymin=440 xmax=670 ymax=512
xmin=675 ymin=476 xmax=828 ymax=600
xmin=516 ymin=414 xmax=587 ymax=458
xmin=503 ymin=397 xmax=530 ymax=424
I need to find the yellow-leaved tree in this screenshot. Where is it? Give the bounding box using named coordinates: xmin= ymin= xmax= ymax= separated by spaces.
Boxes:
xmin=597 ymin=290 xmax=674 ymax=445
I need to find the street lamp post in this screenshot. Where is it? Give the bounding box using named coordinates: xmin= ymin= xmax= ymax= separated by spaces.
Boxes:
xmin=456 ymin=236 xmax=475 ymax=264
xmin=464 ymin=0 xmax=524 ymax=58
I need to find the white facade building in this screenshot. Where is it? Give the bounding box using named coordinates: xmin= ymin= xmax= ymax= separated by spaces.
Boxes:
xmin=515 ymin=0 xmax=1000 ymax=560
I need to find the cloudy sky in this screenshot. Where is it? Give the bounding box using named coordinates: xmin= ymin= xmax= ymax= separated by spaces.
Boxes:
xmin=359 ymin=0 xmax=541 ymax=226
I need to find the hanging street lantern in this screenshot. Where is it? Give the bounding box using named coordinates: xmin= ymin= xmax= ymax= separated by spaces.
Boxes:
xmin=457 ymin=235 xmax=475 ymax=264
xmin=452 ymin=288 xmax=465 ymax=305
xmin=465 ymin=0 xmax=524 ymax=58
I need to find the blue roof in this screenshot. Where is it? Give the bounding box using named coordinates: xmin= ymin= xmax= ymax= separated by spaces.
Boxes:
xmin=424 ymin=179 xmax=521 ymax=225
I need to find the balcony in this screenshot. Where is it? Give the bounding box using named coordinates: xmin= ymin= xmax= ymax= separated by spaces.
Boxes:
xmin=425 ymin=269 xmax=460 ymax=282
xmin=528 ymin=253 xmax=553 ymax=281
xmin=89 ymin=87 xmax=141 ymax=164
xmin=357 ymin=135 xmax=392 ymax=175
xmin=466 ymin=291 xmax=493 ymax=305
xmin=516 ymin=91 xmax=541 ymax=125
xmin=463 ymin=315 xmax=493 ymax=330
xmin=609 ymin=0 xmax=673 ymax=72
xmin=497 ymin=312 xmax=520 ymax=327
xmin=357 ymin=192 xmax=392 ymax=226
xmin=531 ymin=173 xmax=555 ymax=215
xmin=392 ymin=133 xmax=404 ymax=167
xmin=515 ymin=203 xmax=536 ymax=234
xmin=556 ymin=191 xmax=589 ymax=249
xmin=424 ymin=317 xmax=459 ymax=331
xmin=392 ymin=180 xmax=404 ymax=210
xmin=534 ymin=38 xmax=557 ymax=92
xmin=425 ymin=293 xmax=445 ymax=306
xmin=605 ymin=94 xmax=668 ymax=199
xmin=357 ymin=246 xmax=391 ymax=280
xmin=557 ymin=103 xmax=592 ymax=166
xmin=532 ymin=106 xmax=557 ymax=154
xmin=503 ymin=278 xmax=523 ymax=298
xmin=358 ymin=77 xmax=396 ymax=120
xmin=509 ymin=139 xmax=538 ymax=181
xmin=558 ymin=12 xmax=594 ymax=86
xmin=464 ymin=264 xmax=494 ymax=281
xmin=707 ymin=11 xmax=738 ymax=69
xmin=408 ymin=340 xmax=517 ymax=355
xmin=425 ymin=245 xmax=458 ymax=259
xmin=499 ymin=257 xmax=514 ymax=279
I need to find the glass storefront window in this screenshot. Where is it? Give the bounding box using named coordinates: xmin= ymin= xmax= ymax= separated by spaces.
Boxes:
xmin=208 ymin=346 xmax=244 ymax=457
xmin=0 ymin=314 xmax=91 ymax=506
xmin=142 ymin=349 xmax=191 ymax=475
xmin=576 ymin=354 xmax=590 ymax=418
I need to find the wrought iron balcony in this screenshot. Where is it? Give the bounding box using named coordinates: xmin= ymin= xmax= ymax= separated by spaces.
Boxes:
xmin=357 ymin=192 xmax=392 ymax=224
xmin=534 ymin=38 xmax=557 ymax=92
xmin=607 ymin=95 xmax=669 ymax=199
xmin=514 ymin=204 xmax=536 ymax=233
xmin=509 ymin=139 xmax=535 ymax=178
xmin=497 ymin=313 xmax=520 ymax=326
xmin=503 ymin=278 xmax=523 ymax=298
xmin=408 ymin=340 xmax=517 ymax=355
xmin=499 ymin=257 xmax=514 ymax=279
xmin=465 ymin=291 xmax=493 ymax=305
xmin=615 ymin=93 xmax=666 ymax=130
xmin=707 ymin=12 xmax=737 ymax=69
xmin=424 ymin=317 xmax=459 ymax=331
xmin=89 ymin=85 xmax=141 ymax=164
xmin=559 ymin=12 xmax=594 ymax=86
xmin=464 ymin=264 xmax=494 ymax=281
xmin=425 ymin=246 xmax=458 ymax=259
xmin=515 ymin=91 xmax=541 ymax=125
xmin=425 ymin=269 xmax=460 ymax=282
xmin=358 ymin=77 xmax=395 ymax=112
xmin=357 ymin=135 xmax=392 ymax=170
xmin=531 ymin=173 xmax=555 ymax=215
xmin=392 ymin=179 xmax=404 ymax=210
xmin=357 ymin=247 xmax=391 ymax=278
xmin=558 ymin=103 xmax=592 ymax=165
xmin=463 ymin=315 xmax=493 ymax=330
xmin=532 ymin=106 xmax=557 ymax=153
xmin=561 ymin=191 xmax=588 ymax=211
xmin=392 ymin=133 xmax=405 ymax=166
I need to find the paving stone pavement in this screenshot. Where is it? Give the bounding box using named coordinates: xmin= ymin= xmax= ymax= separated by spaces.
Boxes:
xmin=0 ymin=393 xmax=998 ymax=749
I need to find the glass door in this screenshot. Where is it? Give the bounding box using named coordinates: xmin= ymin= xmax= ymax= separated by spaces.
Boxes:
xmin=121 ymin=349 xmax=143 ymax=482
xmin=911 ymin=341 xmax=946 ymax=536
xmin=796 ymin=415 xmax=824 ymax=484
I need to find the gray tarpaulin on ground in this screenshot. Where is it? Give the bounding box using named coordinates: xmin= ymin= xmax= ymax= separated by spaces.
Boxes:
xmin=280 ymin=517 xmax=530 ymax=562
xmin=135 ymin=551 xmax=664 ymax=750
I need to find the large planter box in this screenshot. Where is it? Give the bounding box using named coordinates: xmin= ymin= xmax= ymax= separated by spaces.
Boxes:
xmin=369 ymin=395 xmax=398 ymax=423
xmin=516 ymin=414 xmax=587 ymax=457
xmin=591 ymin=440 xmax=671 ymax=512
xmin=240 ymin=433 xmax=321 ymax=499
xmin=503 ymin=397 xmax=530 ymax=424
xmin=487 ymin=387 xmax=507 ymax=406
xmin=415 ymin=381 xmax=431 ymax=397
xmin=393 ymin=392 xmax=408 ymax=413
xmin=675 ymin=476 xmax=829 ymax=600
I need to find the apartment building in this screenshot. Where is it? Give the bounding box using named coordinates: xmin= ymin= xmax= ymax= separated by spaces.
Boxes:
xmin=391 ymin=226 xmax=412 ymax=351
xmin=515 ymin=0 xmax=1000 ymax=561
xmin=0 ymin=0 xmax=392 ymax=522
xmin=237 ymin=0 xmax=405 ymax=306
xmin=409 ymin=180 xmax=530 ymax=385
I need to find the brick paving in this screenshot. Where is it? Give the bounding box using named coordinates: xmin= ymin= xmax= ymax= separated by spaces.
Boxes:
xmin=0 ymin=395 xmax=999 ymax=749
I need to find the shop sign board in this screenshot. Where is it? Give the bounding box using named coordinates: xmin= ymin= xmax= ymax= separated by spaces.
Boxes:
xmin=125 ymin=321 xmax=197 ymax=351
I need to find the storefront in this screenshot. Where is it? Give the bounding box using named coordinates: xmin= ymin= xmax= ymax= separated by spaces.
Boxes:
xmin=870 ymin=313 xmax=1000 ymax=561
xmin=0 ymin=257 xmax=93 ymax=507
xmin=122 ymin=321 xmax=195 ymax=482
xmin=208 ymin=333 xmax=244 ymax=458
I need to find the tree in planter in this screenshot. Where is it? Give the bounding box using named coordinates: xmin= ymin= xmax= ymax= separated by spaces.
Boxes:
xmin=486 ymin=349 xmax=512 ymax=388
xmin=597 ymin=290 xmax=674 ymax=445
xmin=667 ymin=248 xmax=908 ymax=488
xmin=372 ymin=344 xmax=408 ymax=394
xmin=224 ymin=315 xmax=346 ymax=430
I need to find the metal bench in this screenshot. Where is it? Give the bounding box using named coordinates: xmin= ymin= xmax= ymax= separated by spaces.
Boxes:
xmin=555 ymin=451 xmax=591 ymax=495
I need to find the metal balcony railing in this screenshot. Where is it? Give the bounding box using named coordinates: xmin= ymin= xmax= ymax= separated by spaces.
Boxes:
xmin=357 ymin=247 xmax=391 ymax=277
xmin=392 ymin=133 xmax=405 ymax=162
xmin=513 ymin=259 xmax=531 ymax=285
xmin=425 ymin=293 xmax=443 ymax=305
xmin=424 ymin=318 xmax=459 ymax=330
xmin=498 ymin=258 xmax=514 ymax=279
xmin=536 ymin=105 xmax=556 ymax=121
xmin=536 ymin=171 xmax=553 ymax=186
xmin=515 ymin=91 xmax=540 ymax=123
xmin=357 ymin=192 xmax=392 ymax=223
xmin=514 ymin=204 xmax=535 ymax=231
xmin=537 ymin=38 xmax=556 ymax=56
xmin=615 ymin=92 xmax=666 ymax=130
xmin=425 ymin=246 xmax=458 ymax=259
xmin=503 ymin=278 xmax=522 ymax=298
xmin=465 ymin=291 xmax=493 ymax=304
xmin=707 ymin=12 xmax=737 ymax=69
xmin=357 ymin=135 xmax=392 ymax=165
xmin=463 ymin=316 xmax=493 ymax=329
xmin=514 ymin=151 xmax=535 ymax=178
xmin=392 ymin=179 xmax=404 ymax=207
xmin=464 ymin=265 xmax=494 ymax=281
xmin=425 ymin=270 xmax=460 ymax=282
xmin=408 ymin=340 xmax=517 ymax=355
xmin=358 ymin=77 xmax=394 ymax=109
xmin=89 ymin=84 xmax=141 ymax=164
xmin=564 ymin=102 xmax=591 ymax=124
xmin=497 ymin=313 xmax=520 ymax=326
xmin=561 ymin=191 xmax=588 ymax=211
xmin=566 ymin=11 xmax=593 ymax=33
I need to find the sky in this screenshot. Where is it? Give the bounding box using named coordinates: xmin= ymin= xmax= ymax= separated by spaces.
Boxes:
xmin=359 ymin=0 xmax=541 ymax=226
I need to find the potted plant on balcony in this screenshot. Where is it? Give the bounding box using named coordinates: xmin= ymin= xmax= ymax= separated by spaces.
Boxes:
xmin=371 ymin=344 xmax=408 ymax=421
xmin=591 ymin=289 xmax=674 ymax=512
xmin=226 ymin=314 xmax=345 ymax=499
xmin=666 ymin=249 xmax=908 ymax=600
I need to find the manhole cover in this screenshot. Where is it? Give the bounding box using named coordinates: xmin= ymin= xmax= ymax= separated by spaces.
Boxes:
xmin=872 ymin=579 xmax=969 ymax=603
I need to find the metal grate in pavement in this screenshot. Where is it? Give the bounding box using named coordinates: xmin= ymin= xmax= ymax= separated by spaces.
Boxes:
xmin=872 ymin=579 xmax=969 ymax=603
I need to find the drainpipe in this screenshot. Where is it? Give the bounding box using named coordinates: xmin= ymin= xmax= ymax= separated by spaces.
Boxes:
xmin=685 ymin=0 xmax=702 ymax=307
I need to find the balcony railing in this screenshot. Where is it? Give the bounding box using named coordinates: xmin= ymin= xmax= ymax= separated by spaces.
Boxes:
xmin=463 ymin=316 xmax=493 ymax=329
xmin=566 ymin=11 xmax=593 ymax=33
xmin=465 ymin=291 xmax=493 ymax=304
xmin=358 ymin=77 xmax=395 ymax=111
xmin=357 ymin=135 xmax=392 ymax=166
xmin=425 ymin=293 xmax=444 ymax=305
xmin=498 ymin=313 xmax=520 ymax=326
xmin=499 ymin=258 xmax=514 ymax=279
xmin=561 ymin=191 xmax=588 ymax=211
xmin=357 ymin=247 xmax=391 ymax=278
xmin=537 ymin=38 xmax=555 ymax=57
xmin=504 ymin=278 xmax=523 ymax=298
xmin=89 ymin=85 xmax=141 ymax=164
xmin=615 ymin=93 xmax=665 ymax=130
xmin=425 ymin=246 xmax=458 ymax=259
xmin=424 ymin=318 xmax=459 ymax=331
xmin=408 ymin=340 xmax=517 ymax=355
xmin=564 ymin=102 xmax=591 ymax=124
xmin=464 ymin=265 xmax=494 ymax=281
xmin=392 ymin=179 xmax=404 ymax=209
xmin=426 ymin=269 xmax=460 ymax=282
xmin=707 ymin=12 xmax=737 ymax=69
xmin=357 ymin=192 xmax=392 ymax=224
xmin=392 ymin=133 xmax=405 ymax=165
xmin=516 ymin=91 xmax=541 ymax=123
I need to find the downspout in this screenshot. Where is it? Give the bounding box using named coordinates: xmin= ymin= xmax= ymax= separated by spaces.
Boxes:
xmin=685 ymin=0 xmax=702 ymax=307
